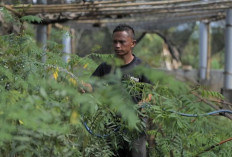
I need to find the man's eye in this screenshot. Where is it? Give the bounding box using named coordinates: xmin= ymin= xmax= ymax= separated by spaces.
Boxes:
xmin=113 ymin=41 xmax=125 ymax=44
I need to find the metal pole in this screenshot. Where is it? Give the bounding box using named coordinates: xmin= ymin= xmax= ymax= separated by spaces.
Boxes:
xmin=71 ymin=28 xmax=76 ymax=54
xmin=224 ymin=9 xmax=232 ymax=89
xmin=65 ymin=0 xmax=72 ymax=3
xmin=206 ymin=23 xmax=211 ymax=80
xmin=199 ymin=22 xmax=208 ymax=80
xmin=63 ymin=31 xmax=72 ymax=62
xmin=62 ymin=0 xmax=72 ymax=63
xmin=36 ymin=0 xmax=47 ymax=62
xmin=37 ymin=0 xmax=46 ymax=3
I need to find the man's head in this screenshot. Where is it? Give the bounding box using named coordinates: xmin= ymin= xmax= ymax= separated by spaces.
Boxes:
xmin=112 ymin=24 xmax=136 ymax=57
xmin=113 ymin=24 xmax=135 ymax=40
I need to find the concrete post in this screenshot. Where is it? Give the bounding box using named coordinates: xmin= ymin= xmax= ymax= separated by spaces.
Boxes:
xmin=36 ymin=0 xmax=47 ymax=62
xmin=199 ymin=22 xmax=208 ymax=81
xmin=62 ymin=0 xmax=72 ymax=63
xmin=62 ymin=31 xmax=72 ymax=62
xmin=224 ymin=9 xmax=232 ymax=90
xmin=222 ymin=9 xmax=232 ymax=104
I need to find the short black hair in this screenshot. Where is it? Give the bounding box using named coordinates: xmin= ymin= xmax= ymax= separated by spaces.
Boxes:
xmin=113 ymin=24 xmax=135 ymax=39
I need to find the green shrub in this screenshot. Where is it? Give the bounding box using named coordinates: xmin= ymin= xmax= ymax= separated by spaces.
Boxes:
xmin=0 ymin=11 xmax=231 ymax=157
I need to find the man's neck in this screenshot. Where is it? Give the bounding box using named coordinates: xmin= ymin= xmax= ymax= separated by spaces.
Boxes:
xmin=118 ymin=54 xmax=134 ymax=65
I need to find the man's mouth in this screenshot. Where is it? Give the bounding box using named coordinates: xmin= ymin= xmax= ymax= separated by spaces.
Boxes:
xmin=115 ymin=50 xmax=122 ymax=53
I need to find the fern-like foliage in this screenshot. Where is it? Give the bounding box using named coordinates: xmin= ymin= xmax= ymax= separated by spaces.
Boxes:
xmin=0 ymin=10 xmax=232 ymax=157
xmin=20 ymin=15 xmax=42 ymax=23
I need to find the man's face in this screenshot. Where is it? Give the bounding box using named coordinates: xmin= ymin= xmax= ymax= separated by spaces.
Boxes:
xmin=113 ymin=31 xmax=136 ymax=57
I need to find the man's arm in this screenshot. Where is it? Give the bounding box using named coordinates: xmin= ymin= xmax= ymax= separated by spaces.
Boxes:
xmin=80 ymin=62 xmax=111 ymax=93
xmin=92 ymin=62 xmax=111 ymax=77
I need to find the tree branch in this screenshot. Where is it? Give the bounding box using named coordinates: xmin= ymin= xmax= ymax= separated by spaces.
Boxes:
xmin=195 ymin=137 xmax=232 ymax=157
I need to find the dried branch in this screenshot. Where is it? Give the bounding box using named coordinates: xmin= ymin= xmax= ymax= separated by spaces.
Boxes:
xmin=0 ymin=4 xmax=21 ymax=17
xmin=195 ymin=137 xmax=232 ymax=157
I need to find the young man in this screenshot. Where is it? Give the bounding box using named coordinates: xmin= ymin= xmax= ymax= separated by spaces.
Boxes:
xmin=92 ymin=24 xmax=150 ymax=157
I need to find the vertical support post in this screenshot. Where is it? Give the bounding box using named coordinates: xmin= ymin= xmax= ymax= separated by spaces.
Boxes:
xmin=36 ymin=25 xmax=47 ymax=62
xmin=206 ymin=23 xmax=211 ymax=80
xmin=199 ymin=22 xmax=208 ymax=81
xmin=71 ymin=28 xmax=76 ymax=54
xmin=36 ymin=0 xmax=47 ymax=62
xmin=62 ymin=0 xmax=72 ymax=63
xmin=224 ymin=9 xmax=232 ymax=90
xmin=221 ymin=9 xmax=232 ymax=106
xmin=63 ymin=31 xmax=71 ymax=62
xmin=47 ymin=24 xmax=52 ymax=41
xmin=37 ymin=0 xmax=46 ymax=3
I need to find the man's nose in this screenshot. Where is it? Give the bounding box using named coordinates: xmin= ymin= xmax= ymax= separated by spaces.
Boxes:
xmin=115 ymin=42 xmax=120 ymax=48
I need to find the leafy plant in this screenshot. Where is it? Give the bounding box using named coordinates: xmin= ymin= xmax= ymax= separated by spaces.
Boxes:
xmin=0 ymin=10 xmax=231 ymax=157
xmin=20 ymin=15 xmax=42 ymax=23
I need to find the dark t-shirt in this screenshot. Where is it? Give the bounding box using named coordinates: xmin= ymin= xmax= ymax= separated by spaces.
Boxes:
xmin=92 ymin=55 xmax=149 ymax=81
xmin=92 ymin=55 xmax=150 ymax=103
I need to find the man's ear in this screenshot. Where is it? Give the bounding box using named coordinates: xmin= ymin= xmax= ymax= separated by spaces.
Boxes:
xmin=131 ymin=40 xmax=136 ymax=48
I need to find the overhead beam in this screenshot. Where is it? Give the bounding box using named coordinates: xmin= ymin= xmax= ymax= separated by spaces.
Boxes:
xmin=1 ymin=0 xmax=231 ymax=27
xmin=35 ymin=7 xmax=225 ymax=24
xmin=11 ymin=0 xmax=232 ymax=15
xmin=12 ymin=0 xmax=198 ymax=10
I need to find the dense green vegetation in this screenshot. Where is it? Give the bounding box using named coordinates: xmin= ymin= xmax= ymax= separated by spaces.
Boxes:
xmin=0 ymin=9 xmax=231 ymax=157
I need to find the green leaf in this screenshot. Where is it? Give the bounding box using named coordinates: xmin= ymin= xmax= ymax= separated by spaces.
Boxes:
xmin=39 ymin=87 xmax=47 ymax=98
xmin=20 ymin=15 xmax=41 ymax=23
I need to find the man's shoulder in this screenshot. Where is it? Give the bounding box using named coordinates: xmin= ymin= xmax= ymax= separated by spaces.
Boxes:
xmin=134 ymin=55 xmax=143 ymax=65
xmin=99 ymin=62 xmax=111 ymax=67
xmin=97 ymin=62 xmax=112 ymax=70
xmin=133 ymin=56 xmax=151 ymax=84
xmin=134 ymin=56 xmax=151 ymax=68
xmin=92 ymin=62 xmax=112 ymax=77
